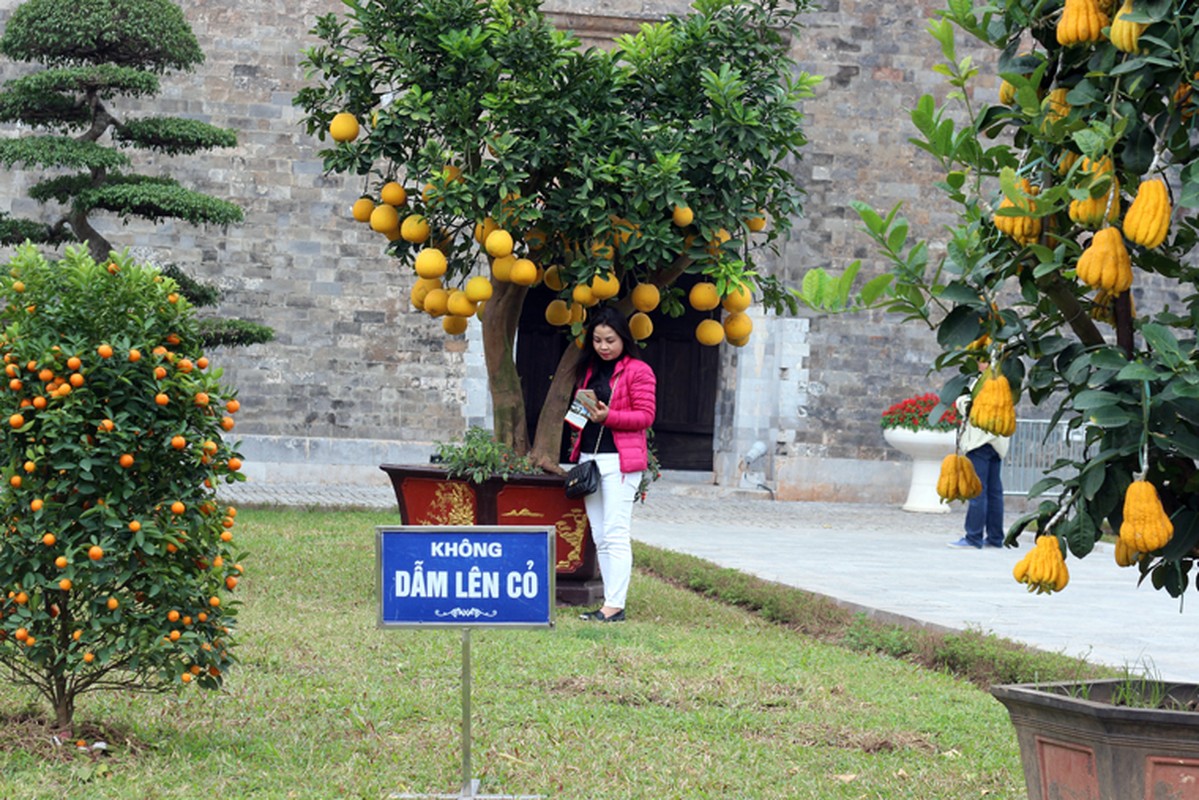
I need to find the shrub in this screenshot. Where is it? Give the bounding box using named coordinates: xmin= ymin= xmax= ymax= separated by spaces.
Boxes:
xmin=0 ymin=245 xmax=246 ymax=728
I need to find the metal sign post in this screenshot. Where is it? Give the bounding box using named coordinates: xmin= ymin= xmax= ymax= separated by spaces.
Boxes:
xmin=378 ymin=525 xmax=553 ymax=800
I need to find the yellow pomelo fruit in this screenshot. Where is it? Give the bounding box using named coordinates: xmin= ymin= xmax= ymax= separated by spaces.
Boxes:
xmin=695 ymin=319 xmax=725 ymax=346
xmin=351 ymin=197 xmax=375 ymax=223
xmin=572 ymin=284 xmax=596 ymax=307
xmin=410 ymin=282 xmax=431 ymax=311
xmin=689 ymin=282 xmax=720 ymax=311
xmin=446 ymin=290 xmax=477 ymax=318
xmin=370 ymin=204 xmax=400 ymax=234
xmin=414 ymin=248 xmax=447 ymax=279
xmin=590 ymin=271 xmax=621 ymax=300
xmin=746 ymin=213 xmax=767 ymax=232
xmin=629 ymin=312 xmax=653 ymax=341
xmin=485 ymin=230 xmax=514 ymax=258
xmin=510 ymin=258 xmax=538 ymax=286
xmin=442 ymin=315 xmax=468 ymax=335
xmin=672 ymin=205 xmax=694 ymax=227
xmin=474 ymin=217 xmax=499 ymax=245
xmin=524 ymin=227 xmax=549 ymax=250
xmin=543 ymin=265 xmax=565 ymax=291
xmin=491 ymin=255 xmax=516 ymax=282
xmin=380 ymin=182 xmax=408 ymax=206
xmin=465 ymin=276 xmax=493 ymax=303
xmin=384 ymin=228 xmax=402 ymax=241
xmin=727 ymin=334 xmax=750 ymax=348
xmin=569 ymin=302 xmax=586 ymax=325
xmin=707 ymin=228 xmax=731 ymax=253
xmin=591 ymin=240 xmax=614 ymax=261
xmin=423 ymin=288 xmax=449 ymax=317
xmin=444 ymin=164 xmax=463 ymax=182
xmin=631 ymin=283 xmax=660 ymax=312
xmin=722 ymin=312 xmax=752 ymax=340
xmin=329 ymin=112 xmax=359 ymax=142
xmin=545 ymin=299 xmax=571 ymax=326
xmin=721 ymin=283 xmax=752 ymax=312
xmin=401 ymin=214 xmax=430 ymax=244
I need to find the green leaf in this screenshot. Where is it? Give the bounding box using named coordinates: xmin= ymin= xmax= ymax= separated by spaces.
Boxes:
xmin=936 ymin=305 xmax=985 ymax=349
xmin=1115 ymin=361 xmax=1164 ymax=381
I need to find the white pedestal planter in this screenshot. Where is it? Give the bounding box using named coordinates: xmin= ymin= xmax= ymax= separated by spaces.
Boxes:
xmin=883 ymin=428 xmax=957 ymax=513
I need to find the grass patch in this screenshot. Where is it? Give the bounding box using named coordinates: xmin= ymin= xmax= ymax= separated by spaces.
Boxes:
xmin=635 ymin=541 xmax=1115 ymax=689
xmin=0 ymin=509 xmax=1075 ymax=798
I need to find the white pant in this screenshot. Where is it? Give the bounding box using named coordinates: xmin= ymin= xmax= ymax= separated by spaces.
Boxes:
xmin=580 ymin=452 xmax=639 ymax=609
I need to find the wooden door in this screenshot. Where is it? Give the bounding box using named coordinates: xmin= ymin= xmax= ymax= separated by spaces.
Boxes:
xmin=516 ymin=277 xmax=717 ymax=470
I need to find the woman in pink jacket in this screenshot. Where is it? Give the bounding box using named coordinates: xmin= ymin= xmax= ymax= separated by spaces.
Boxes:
xmin=569 ymin=306 xmax=657 ymax=622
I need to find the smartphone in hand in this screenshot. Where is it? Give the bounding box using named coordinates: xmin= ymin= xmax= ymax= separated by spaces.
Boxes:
xmin=565 ymin=389 xmax=598 ymax=430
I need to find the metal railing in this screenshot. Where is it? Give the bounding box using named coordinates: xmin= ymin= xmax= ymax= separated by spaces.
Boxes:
xmin=1001 ymin=418 xmax=1086 ymax=497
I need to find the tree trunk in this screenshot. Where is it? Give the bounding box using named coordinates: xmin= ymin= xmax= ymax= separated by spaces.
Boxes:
xmin=481 ymin=280 xmax=530 ymax=453
xmin=53 ymin=675 xmax=73 ymax=729
xmin=529 ymin=343 xmax=584 ymax=473
xmin=69 ymin=208 xmax=110 ymax=264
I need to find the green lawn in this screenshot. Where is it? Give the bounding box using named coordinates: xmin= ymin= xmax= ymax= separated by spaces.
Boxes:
xmin=0 ymin=509 xmax=1027 ymax=799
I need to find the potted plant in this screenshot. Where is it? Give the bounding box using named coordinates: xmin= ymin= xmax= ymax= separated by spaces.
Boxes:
xmin=294 ymin=0 xmax=820 ymax=474
xmin=880 ymin=393 xmax=961 ymax=513
xmin=831 ymin=0 xmax=1199 ymax=794
xmin=381 ymin=428 xmax=602 ymax=605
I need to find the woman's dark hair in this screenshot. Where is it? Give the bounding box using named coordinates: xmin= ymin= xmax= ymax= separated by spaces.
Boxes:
xmin=575 ymin=305 xmax=640 ymax=382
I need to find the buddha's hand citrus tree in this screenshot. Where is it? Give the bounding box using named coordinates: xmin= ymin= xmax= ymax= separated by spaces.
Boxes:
xmin=0 ymin=245 xmax=246 ymax=729
xmin=294 ymin=0 xmax=821 ymax=469
xmin=862 ymin=0 xmax=1199 ymax=598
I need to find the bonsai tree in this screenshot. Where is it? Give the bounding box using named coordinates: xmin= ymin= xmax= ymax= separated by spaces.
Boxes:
xmin=850 ymin=0 xmax=1199 ymax=597
xmin=0 ymin=0 xmax=272 ymax=349
xmin=295 ymin=0 xmax=820 ymax=469
xmin=0 ymin=245 xmax=247 ymax=729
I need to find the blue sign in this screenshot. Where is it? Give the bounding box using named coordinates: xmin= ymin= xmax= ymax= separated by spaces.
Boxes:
xmin=377 ymin=526 xmax=556 ymax=628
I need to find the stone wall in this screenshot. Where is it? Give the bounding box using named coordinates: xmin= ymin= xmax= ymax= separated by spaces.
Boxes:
xmin=0 ymin=0 xmax=1002 ymax=499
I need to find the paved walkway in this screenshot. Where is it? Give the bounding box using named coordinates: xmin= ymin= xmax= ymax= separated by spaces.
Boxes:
xmin=220 ymin=475 xmax=1195 ymax=681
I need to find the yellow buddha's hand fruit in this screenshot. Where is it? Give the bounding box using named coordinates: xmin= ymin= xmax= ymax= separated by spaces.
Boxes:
xmin=1076 ymin=227 xmax=1132 ymax=295
xmin=936 ymin=454 xmax=982 ymax=503
xmin=969 ymin=368 xmax=1016 ymax=437
xmin=1108 ymin=0 xmax=1147 ymax=52
xmin=1068 ymin=156 xmax=1120 ymax=227
xmin=1122 ymin=179 xmax=1171 ymax=249
xmin=1057 ymin=0 xmax=1109 ymax=45
xmin=1114 ymin=537 xmax=1141 ymax=567
xmin=993 ymin=177 xmax=1042 ymax=245
xmin=1119 ymin=479 xmax=1174 ymax=553
xmin=1014 ymin=535 xmax=1070 ymax=594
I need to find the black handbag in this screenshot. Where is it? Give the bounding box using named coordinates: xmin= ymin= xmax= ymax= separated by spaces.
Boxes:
xmin=564 ymin=458 xmax=600 ymax=498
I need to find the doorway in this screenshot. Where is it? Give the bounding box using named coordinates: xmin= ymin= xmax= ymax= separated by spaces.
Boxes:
xmin=515 ymin=275 xmax=718 ymax=470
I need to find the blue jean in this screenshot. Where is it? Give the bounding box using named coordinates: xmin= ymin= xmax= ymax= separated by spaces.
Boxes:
xmin=965 ymin=444 xmax=1004 ymax=547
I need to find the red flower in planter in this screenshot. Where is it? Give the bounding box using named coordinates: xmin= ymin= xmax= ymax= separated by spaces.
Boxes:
xmin=880 ymin=393 xmax=961 ymax=433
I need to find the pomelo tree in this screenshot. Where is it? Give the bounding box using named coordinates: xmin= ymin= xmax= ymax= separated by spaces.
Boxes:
xmin=295 ymin=0 xmax=820 ymax=470
xmin=847 ymin=0 xmax=1199 ymax=597
xmin=0 ymin=0 xmax=272 ymax=349
xmin=0 ymin=245 xmax=246 ymax=729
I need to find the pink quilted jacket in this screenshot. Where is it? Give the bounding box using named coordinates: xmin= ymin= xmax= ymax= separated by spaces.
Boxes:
xmin=569 ymin=356 xmax=657 ymax=473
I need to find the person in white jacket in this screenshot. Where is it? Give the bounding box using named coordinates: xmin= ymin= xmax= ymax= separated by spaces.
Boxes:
xmin=948 ymin=372 xmax=1011 ymax=550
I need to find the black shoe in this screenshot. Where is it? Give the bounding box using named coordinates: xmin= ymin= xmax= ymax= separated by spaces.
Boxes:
xmin=579 ymin=608 xmax=626 ymax=622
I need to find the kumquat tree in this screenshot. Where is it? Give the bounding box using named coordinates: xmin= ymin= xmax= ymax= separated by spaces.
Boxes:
xmin=0 ymin=245 xmax=246 ymax=729
xmin=844 ymin=0 xmax=1199 ymax=598
xmin=295 ymin=0 xmax=821 ymax=469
